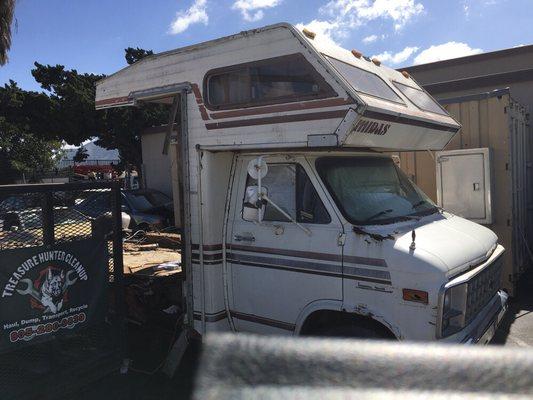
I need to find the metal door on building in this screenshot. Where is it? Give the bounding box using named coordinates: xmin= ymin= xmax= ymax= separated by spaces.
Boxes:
xmin=436 ymin=148 xmax=493 ymax=224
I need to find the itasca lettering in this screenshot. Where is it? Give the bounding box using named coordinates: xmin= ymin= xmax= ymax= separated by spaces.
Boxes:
xmin=354 ymin=119 xmax=391 ymax=136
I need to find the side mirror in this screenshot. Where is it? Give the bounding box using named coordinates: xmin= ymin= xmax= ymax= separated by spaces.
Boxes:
xmin=243 ymin=186 xmax=267 ymax=222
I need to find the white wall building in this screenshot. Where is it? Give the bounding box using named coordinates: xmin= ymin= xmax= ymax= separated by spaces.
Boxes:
xmin=58 ymin=138 xmax=120 ymax=168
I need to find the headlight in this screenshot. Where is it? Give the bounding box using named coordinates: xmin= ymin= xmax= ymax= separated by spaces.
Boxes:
xmin=441 ymin=283 xmax=468 ymax=337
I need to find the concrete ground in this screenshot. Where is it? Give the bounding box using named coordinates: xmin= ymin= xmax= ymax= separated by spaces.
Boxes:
xmin=492 ymin=268 xmax=533 ymax=347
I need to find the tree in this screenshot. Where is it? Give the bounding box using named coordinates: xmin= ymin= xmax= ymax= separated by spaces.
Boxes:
xmin=73 ymin=146 xmax=89 ymax=163
xmin=0 ymin=118 xmax=62 ymax=183
xmin=0 ymin=47 xmax=167 ymax=183
xmin=124 ymin=47 xmax=153 ymax=65
xmin=31 ymin=63 xmax=105 ymax=145
xmin=29 ymin=47 xmax=167 ymax=170
xmin=0 ymin=0 xmax=16 ymax=65
xmin=0 ymin=80 xmax=61 ymax=183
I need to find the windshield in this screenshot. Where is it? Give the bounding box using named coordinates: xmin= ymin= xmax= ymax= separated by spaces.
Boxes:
xmin=127 ymin=191 xmax=171 ymax=212
xmin=316 ymin=156 xmax=437 ymax=225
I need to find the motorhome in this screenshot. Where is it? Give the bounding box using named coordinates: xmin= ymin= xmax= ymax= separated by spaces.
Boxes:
xmin=95 ymin=23 xmax=507 ymax=343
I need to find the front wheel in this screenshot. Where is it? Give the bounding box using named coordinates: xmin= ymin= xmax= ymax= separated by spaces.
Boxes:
xmin=315 ymin=322 xmax=394 ymax=339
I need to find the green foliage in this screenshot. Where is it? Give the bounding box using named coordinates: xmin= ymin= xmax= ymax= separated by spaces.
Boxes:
xmin=0 ymin=0 xmax=16 ymax=65
xmin=31 ymin=62 xmax=105 ymax=145
xmin=0 ymin=47 xmax=167 ymax=182
xmin=73 ymin=146 xmax=89 ymax=163
xmin=0 ymin=80 xmax=61 ymax=182
xmin=125 ymin=47 xmax=154 ymax=65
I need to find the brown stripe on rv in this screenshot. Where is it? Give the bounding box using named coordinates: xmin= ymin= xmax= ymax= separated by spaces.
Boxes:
xmin=198 ymin=105 xmax=210 ymax=120
xmin=189 ymin=243 xmax=388 ymax=269
xmin=191 ymin=252 xmax=223 ymax=262
xmin=227 ymin=253 xmax=391 ymax=284
xmin=230 ymin=311 xmax=295 ymax=331
xmin=193 ymin=311 xmax=227 ymax=322
xmin=229 ymin=244 xmax=387 ymax=268
xmin=191 ymin=83 xmax=203 ymax=104
xmin=191 ymin=243 xmax=223 ymax=251
xmin=193 ymin=309 xmax=295 ymax=330
xmin=205 ymin=110 xmax=347 ymax=130
xmin=209 ymin=98 xmax=354 ymax=120
xmin=363 ymin=110 xmax=459 ymax=133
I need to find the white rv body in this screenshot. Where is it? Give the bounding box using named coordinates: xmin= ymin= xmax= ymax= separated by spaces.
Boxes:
xmin=96 ymin=23 xmax=507 ymax=343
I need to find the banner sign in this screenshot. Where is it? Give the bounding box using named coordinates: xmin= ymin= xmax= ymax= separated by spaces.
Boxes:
xmin=0 ymin=238 xmax=108 ymax=352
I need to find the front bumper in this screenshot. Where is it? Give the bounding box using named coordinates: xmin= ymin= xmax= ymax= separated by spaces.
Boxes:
xmin=441 ymin=290 xmax=508 ymax=344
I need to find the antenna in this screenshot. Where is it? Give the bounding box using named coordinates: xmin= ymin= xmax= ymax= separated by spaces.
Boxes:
xmin=410 ymin=230 xmax=416 ymax=251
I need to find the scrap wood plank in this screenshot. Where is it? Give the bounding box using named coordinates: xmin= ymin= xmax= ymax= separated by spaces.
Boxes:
xmin=123 ymin=248 xmax=182 ymax=278
xmin=143 ymin=231 xmax=181 ymax=249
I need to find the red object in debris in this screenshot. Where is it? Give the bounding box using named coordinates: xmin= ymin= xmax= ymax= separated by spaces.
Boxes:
xmin=73 ymin=165 xmax=114 ymax=175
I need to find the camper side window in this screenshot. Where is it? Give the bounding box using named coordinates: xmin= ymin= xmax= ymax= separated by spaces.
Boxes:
xmin=244 ymin=163 xmax=330 ymax=224
xmin=205 ymin=54 xmax=335 ymax=110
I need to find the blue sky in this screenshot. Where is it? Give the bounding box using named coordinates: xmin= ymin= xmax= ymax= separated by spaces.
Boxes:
xmin=1 ymin=0 xmax=532 ymax=92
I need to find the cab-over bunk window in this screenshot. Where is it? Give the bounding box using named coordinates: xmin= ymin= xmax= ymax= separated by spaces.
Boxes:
xmin=392 ymin=81 xmax=447 ymax=115
xmin=204 ymin=53 xmax=336 ymax=110
xmin=326 ymin=56 xmax=404 ymax=105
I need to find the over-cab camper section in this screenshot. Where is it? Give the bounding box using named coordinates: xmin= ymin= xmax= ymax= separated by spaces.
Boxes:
xmin=95 ymin=23 xmax=460 ymax=152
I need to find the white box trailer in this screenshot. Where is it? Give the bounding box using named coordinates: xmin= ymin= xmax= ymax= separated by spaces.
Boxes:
xmin=96 ymin=23 xmax=507 ymax=343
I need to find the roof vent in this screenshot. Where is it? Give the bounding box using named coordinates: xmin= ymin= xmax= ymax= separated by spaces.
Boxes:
xmin=371 ymin=58 xmax=381 ymax=66
xmin=351 ymin=49 xmax=362 ymax=58
xmin=401 ymin=70 xmax=410 ymax=79
xmin=302 ymin=28 xmax=316 ymax=39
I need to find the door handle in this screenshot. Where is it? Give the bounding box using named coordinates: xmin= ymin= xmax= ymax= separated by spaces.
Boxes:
xmin=233 ymin=234 xmax=255 ymax=242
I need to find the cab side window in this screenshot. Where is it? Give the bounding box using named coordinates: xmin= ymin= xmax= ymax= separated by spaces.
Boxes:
xmin=245 ymin=163 xmax=330 ymax=224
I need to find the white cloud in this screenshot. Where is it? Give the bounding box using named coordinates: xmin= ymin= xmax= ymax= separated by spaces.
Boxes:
xmin=295 ymin=19 xmax=342 ymax=47
xmin=373 ymin=46 xmax=419 ymax=65
xmin=321 ymin=0 xmax=424 ymax=31
xmin=362 ymin=33 xmax=387 ymax=44
xmin=232 ymin=0 xmax=282 ymax=22
xmin=169 ymin=0 xmax=208 ymax=34
xmin=363 ymin=34 xmax=378 ymax=44
xmin=298 ymin=0 xmax=422 ymax=46
xmin=463 ymin=4 xmax=470 ymax=17
xmin=414 ymin=41 xmax=483 ymax=64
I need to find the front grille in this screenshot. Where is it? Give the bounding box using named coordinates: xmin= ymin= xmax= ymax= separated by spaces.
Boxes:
xmin=464 ymin=257 xmax=503 ymax=325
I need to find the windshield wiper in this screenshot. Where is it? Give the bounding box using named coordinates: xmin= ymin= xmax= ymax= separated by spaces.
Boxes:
xmin=411 ymin=200 xmax=430 ymax=209
xmin=412 ymin=200 xmax=443 ymax=214
xmin=364 ymin=209 xmax=393 ymax=223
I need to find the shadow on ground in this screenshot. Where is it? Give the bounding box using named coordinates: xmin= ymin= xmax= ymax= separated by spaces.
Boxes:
xmin=59 ymin=324 xmax=202 ymax=400
xmin=492 ymin=267 xmax=533 ymax=346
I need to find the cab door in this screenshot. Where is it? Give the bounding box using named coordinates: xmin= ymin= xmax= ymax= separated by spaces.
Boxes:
xmin=226 ymin=154 xmax=344 ymax=334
